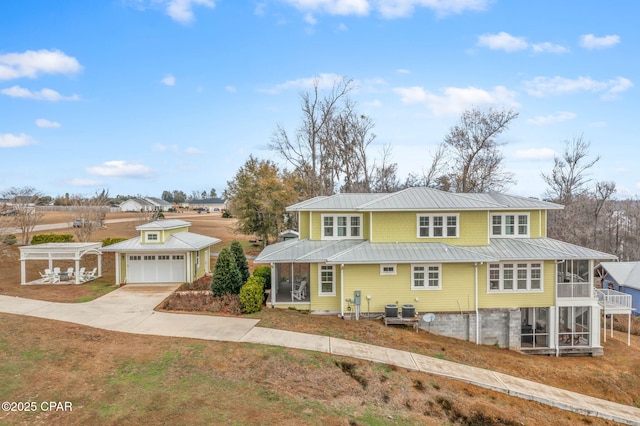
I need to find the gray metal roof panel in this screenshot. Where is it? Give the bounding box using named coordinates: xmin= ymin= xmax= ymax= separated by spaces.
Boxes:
xmin=254 ymin=239 xmax=364 ymax=263
xmin=327 ymin=241 xmax=496 ymax=264
xmin=598 ymin=262 xmax=640 ymax=290
xmin=286 ymin=188 xmax=563 ymax=212
xmin=101 ymin=232 xmax=219 ymax=252
xmin=136 ymin=220 xmax=192 ymax=230
xmin=473 ymin=238 xmax=618 ymax=261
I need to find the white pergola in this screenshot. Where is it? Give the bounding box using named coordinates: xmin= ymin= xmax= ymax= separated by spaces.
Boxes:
xmin=19 ymin=242 xmax=103 ymax=285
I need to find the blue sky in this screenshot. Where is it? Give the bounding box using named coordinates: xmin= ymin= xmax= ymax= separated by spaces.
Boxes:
xmin=1 ymin=0 xmax=637 ymax=200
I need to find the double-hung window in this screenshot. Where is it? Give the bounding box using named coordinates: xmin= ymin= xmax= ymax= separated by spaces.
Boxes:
xmin=417 ymin=214 xmax=458 ymax=238
xmin=322 ymin=215 xmax=362 ymax=239
xmin=319 ymin=264 xmax=335 ymax=296
xmin=488 ymin=262 xmax=542 ymax=292
xmin=412 ymin=264 xmax=441 ymax=290
xmin=491 ymin=213 xmax=529 ymax=237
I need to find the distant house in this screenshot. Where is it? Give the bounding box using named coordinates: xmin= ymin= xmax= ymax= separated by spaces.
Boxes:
xmin=101 ymin=219 xmax=220 ymax=284
xmin=597 ymin=262 xmax=640 ymax=316
xmin=119 ymin=197 xmax=172 ymax=212
xmin=188 ymin=197 xmax=226 ymax=212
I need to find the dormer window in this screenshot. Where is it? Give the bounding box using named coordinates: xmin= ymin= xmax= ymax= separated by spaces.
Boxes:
xmin=146 ymin=232 xmax=159 ymax=242
xmin=322 ymin=214 xmax=362 ymax=239
xmin=491 ymin=213 xmax=529 ymax=237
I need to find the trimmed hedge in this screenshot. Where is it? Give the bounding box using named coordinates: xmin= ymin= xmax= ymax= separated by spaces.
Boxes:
xmin=31 ymin=234 xmax=74 ymax=245
xmin=1 ymin=234 xmax=16 ymax=245
xmin=252 ymin=266 xmax=271 ymax=289
xmin=102 ymin=237 xmax=127 ymax=247
xmin=239 ymin=276 xmax=265 ymax=314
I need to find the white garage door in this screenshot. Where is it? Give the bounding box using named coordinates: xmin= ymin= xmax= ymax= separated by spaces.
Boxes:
xmin=127 ymin=254 xmax=185 ymax=283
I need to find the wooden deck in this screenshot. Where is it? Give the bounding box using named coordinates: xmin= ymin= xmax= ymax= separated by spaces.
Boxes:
xmin=383 ymin=315 xmax=419 ymax=331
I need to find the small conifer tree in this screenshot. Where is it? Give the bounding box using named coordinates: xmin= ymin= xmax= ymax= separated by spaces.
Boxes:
xmin=211 ymin=247 xmax=242 ymax=296
xmin=230 ymin=240 xmax=250 ymax=283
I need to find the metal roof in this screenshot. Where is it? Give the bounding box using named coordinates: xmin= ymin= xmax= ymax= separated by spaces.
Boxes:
xmin=475 ymin=238 xmax=619 ymax=261
xmin=254 ymin=239 xmax=364 ymax=263
xmin=598 ymin=262 xmax=640 ymax=290
xmin=254 ymin=237 xmax=617 ymax=264
xmin=101 ymin=232 xmax=220 ymax=252
xmin=136 ymin=219 xmax=191 ymax=230
xmin=287 ymin=187 xmax=563 ymax=212
xmin=326 ymin=241 xmax=496 ymax=264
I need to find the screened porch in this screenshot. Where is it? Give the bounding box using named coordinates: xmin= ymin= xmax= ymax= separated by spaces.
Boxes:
xmin=272 ymin=263 xmax=310 ymax=304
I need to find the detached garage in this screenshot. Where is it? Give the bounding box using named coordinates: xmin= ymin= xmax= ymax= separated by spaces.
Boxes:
xmin=102 ymin=219 xmax=220 ymax=285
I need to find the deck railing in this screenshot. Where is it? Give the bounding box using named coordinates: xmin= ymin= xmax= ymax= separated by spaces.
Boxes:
xmin=558 ymin=282 xmax=592 ymax=298
xmin=595 ymin=288 xmax=632 ymax=309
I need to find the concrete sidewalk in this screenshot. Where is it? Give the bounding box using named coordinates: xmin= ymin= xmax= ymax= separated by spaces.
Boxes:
xmin=0 ymin=285 xmax=639 ymax=425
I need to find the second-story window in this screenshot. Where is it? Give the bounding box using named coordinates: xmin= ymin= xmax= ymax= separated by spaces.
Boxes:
xmin=491 ymin=213 xmax=529 ymax=237
xmin=322 ymin=214 xmax=362 ymax=239
xmin=417 ymin=214 xmax=458 ymax=238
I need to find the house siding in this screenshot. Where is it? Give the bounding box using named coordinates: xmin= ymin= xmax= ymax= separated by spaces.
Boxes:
xmin=370 ymin=211 xmax=489 ymax=245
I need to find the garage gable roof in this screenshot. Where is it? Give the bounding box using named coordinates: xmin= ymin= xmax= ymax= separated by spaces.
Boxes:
xmin=102 ymin=232 xmax=220 ymax=252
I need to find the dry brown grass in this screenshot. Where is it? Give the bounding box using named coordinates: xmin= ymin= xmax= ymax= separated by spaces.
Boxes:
xmin=0 ymin=211 xmax=638 ymax=424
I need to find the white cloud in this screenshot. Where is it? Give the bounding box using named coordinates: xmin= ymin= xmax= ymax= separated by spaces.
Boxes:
xmin=589 ymin=121 xmax=607 ymax=128
xmin=393 ymin=85 xmax=519 ymax=116
xmin=376 ymin=0 xmax=490 ymax=18
xmin=282 ymin=0 xmax=369 ymax=16
xmin=166 ymin=0 xmax=215 ymax=24
xmin=86 ymin=160 xmax=154 ymax=178
xmin=0 ymin=49 xmax=82 ymax=81
xmin=304 ymin=12 xmax=317 ymax=24
xmin=0 ymin=133 xmax=35 ymax=148
xmin=35 ymin=118 xmax=62 ymax=128
xmin=280 ymin=0 xmax=489 ymax=19
xmin=185 ymin=146 xmax=205 ymax=154
xmin=262 ymin=73 xmax=354 ymax=94
xmin=225 ymin=85 xmax=237 ymax=93
xmin=161 ymin=74 xmax=176 ymax=86
xmin=580 ymin=34 xmax=620 ymax=50
xmin=1 ymin=85 xmax=80 ymax=101
xmin=477 ymin=32 xmax=528 ymax=52
xmin=66 ymin=178 xmax=103 ymax=187
xmin=336 ymin=22 xmax=348 ymax=31
xmin=364 ymin=99 xmax=383 ymax=107
xmin=527 ymin=111 xmax=576 ymax=126
xmin=514 ymin=148 xmax=556 ymax=160
xmin=531 ymin=42 xmax=569 ymax=54
xmin=524 ymin=76 xmax=633 ymax=99
xmin=396 ymin=68 xmax=411 ymax=74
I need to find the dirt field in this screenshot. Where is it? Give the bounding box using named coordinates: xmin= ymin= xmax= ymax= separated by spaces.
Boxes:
xmin=0 ymin=211 xmax=639 ymax=425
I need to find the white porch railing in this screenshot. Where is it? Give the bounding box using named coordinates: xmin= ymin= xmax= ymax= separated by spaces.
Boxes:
xmin=558 ymin=282 xmax=592 ymax=298
xmin=595 ymin=288 xmax=632 ymax=310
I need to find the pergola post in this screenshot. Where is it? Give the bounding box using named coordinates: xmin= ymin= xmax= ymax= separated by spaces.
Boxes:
xmin=20 ymin=258 xmax=26 ymax=285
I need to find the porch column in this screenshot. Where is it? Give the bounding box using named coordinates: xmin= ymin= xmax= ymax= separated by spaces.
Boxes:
xmin=270 ymin=263 xmax=275 ymax=307
xmin=98 ymin=252 xmax=102 ymax=277
xmin=74 ymin=257 xmax=81 ymax=284
xmin=20 ymin=258 xmax=26 ymax=285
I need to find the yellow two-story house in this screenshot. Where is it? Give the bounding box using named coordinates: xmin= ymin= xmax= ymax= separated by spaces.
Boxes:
xmin=255 ymin=187 xmax=617 ymax=355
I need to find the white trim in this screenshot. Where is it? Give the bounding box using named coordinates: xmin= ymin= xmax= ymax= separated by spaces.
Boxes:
xmin=490 ymin=212 xmax=530 ymax=238
xmin=321 ymin=214 xmax=363 ymax=240
xmin=487 ymin=261 xmax=544 ymax=292
xmin=416 ymin=213 xmax=459 ymax=239
xmin=411 ymin=263 xmax=442 ymax=290
xmin=380 ymin=264 xmax=397 ymax=275
xmin=318 ymin=264 xmax=336 ymax=296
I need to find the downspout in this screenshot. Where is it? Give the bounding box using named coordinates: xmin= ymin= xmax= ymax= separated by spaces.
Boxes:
xmin=340 ymin=264 xmax=345 ymax=319
xmin=475 ymin=262 xmax=480 ymax=345
xmin=270 ymin=263 xmax=275 ymax=307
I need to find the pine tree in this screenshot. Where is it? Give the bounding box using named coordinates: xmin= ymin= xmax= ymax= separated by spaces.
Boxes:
xmin=230 ymin=240 xmax=250 ymax=283
xmin=210 ymin=247 xmax=242 ymax=296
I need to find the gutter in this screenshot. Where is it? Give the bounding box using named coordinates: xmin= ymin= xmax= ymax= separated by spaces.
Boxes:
xmin=340 ymin=264 xmax=345 ymax=319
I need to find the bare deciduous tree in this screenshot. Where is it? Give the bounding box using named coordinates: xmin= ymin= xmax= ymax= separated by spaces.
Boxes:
xmin=541 ymin=135 xmax=600 ymax=204
xmin=440 ymin=107 xmax=518 ymax=193
xmin=2 ymin=186 xmax=43 ymax=244
xmin=69 ymin=189 xmax=109 ymax=242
